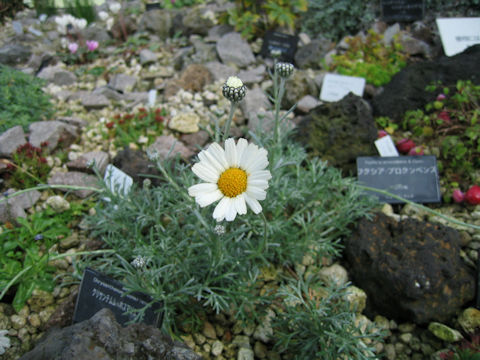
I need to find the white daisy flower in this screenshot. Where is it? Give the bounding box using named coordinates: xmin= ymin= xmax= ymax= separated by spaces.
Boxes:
xmin=188 ymin=138 xmax=271 ymax=222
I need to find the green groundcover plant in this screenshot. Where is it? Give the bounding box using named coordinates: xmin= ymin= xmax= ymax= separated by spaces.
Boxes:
xmin=80 ymin=64 xmax=382 ymax=358
xmin=0 ymin=65 xmax=55 ymax=133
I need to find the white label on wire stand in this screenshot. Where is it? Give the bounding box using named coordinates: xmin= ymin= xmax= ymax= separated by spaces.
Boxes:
xmin=320 ymin=73 xmax=366 ymax=102
xmin=375 ymin=135 xmax=399 ymax=157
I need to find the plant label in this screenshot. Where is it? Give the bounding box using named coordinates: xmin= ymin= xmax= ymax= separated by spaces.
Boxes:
xmin=260 ymin=31 xmax=298 ymax=63
xmin=319 ymin=73 xmax=366 ymax=102
xmin=375 ymin=135 xmax=399 ymax=157
xmin=436 ymin=18 xmax=480 ymax=56
xmin=357 ymin=156 xmax=441 ymax=204
xmin=104 ymin=164 xmax=133 ymax=197
xmin=381 ymin=0 xmax=424 ymax=22
xmin=73 ymin=267 xmax=162 ymax=327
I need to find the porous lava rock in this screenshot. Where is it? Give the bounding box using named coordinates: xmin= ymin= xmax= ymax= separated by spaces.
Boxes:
xmin=112 ymin=148 xmax=163 ymax=187
xmin=372 ymin=44 xmax=480 ymax=121
xmin=20 ymin=308 xmax=202 ymax=360
xmin=295 ymin=93 xmax=378 ymax=175
xmin=343 ymin=213 xmax=475 ymax=325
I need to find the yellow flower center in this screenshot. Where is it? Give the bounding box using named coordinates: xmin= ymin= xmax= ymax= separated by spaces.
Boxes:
xmin=217 ymin=167 xmax=247 ymax=198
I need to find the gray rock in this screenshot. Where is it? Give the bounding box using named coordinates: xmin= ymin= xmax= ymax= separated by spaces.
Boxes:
xmin=29 ymin=121 xmax=79 ymax=152
xmin=92 ymin=86 xmax=124 ymax=101
xmin=216 ymin=32 xmax=255 ymax=68
xmin=0 ymin=44 xmax=31 ymax=65
xmin=82 ymin=25 xmax=111 ymax=43
xmin=205 ymin=24 xmax=234 ymax=42
xmin=204 ymin=61 xmax=236 ymax=82
xmin=398 ymin=32 xmax=432 ymax=57
xmin=48 ymin=171 xmax=100 ymax=198
xmin=19 ymin=308 xmax=202 ymax=360
xmin=140 ymin=9 xmax=172 ymax=39
xmin=37 ymin=66 xmax=76 ymax=86
xmin=12 ymin=21 xmax=24 ymax=35
xmin=80 ymin=93 xmax=111 ymax=110
xmin=0 ymin=189 xmax=40 ymax=223
xmin=237 ymin=65 xmax=266 ymax=85
xmin=191 ymin=37 xmax=217 ymax=64
xmin=108 ymin=73 xmax=137 ymax=93
xmin=294 ymin=37 xmax=332 ymax=69
xmin=180 ymin=130 xmax=210 ymax=151
xmin=383 ymin=23 xmax=401 ymax=46
xmin=66 ymin=151 xmax=110 ymax=175
xmin=237 ymin=347 xmax=254 ymax=360
xmin=0 ymin=125 xmax=27 ymax=157
xmin=253 ymin=309 xmax=275 ymax=343
xmin=139 ymin=48 xmax=158 ymax=65
xmin=182 ymin=5 xmax=217 ymax=36
xmin=296 ymin=95 xmax=321 ymax=113
xmin=240 ymin=87 xmax=270 ymax=116
xmin=57 ymin=116 xmax=88 ymax=128
xmin=0 ymin=201 xmax=26 ymax=223
xmin=7 ymin=189 xmax=41 ymax=210
xmin=147 ymin=135 xmax=194 ymax=161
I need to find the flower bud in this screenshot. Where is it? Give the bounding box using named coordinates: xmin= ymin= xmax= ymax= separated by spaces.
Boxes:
xmin=222 ymin=76 xmax=246 ymax=103
xmin=275 ymin=62 xmax=294 ymax=78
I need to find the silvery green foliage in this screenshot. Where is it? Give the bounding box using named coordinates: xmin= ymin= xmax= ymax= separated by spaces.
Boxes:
xmin=273 ymin=277 xmax=384 ymax=360
xmin=83 ymin=124 xmax=376 ymax=335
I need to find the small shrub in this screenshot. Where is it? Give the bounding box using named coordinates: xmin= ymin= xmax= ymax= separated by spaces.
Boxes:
xmin=300 ymin=0 xmax=375 ymax=42
xmin=0 ymin=65 xmax=55 ymax=133
xmin=329 ymin=29 xmax=408 ymax=87
xmin=4 ymin=142 xmax=51 ymax=189
xmin=102 ymin=107 xmax=166 ymax=149
xmin=0 ymin=0 xmax=25 ymax=23
xmin=219 ymin=0 xmax=307 ymax=40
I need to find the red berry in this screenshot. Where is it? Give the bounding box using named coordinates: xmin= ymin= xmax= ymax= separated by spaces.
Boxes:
xmin=408 ymin=146 xmax=424 ymax=156
xmin=438 ymin=111 xmax=451 ymax=123
xmin=396 ymin=138 xmax=416 ymax=154
xmin=452 ymin=189 xmax=465 ymax=203
xmin=465 ymin=185 xmax=480 ymax=205
xmin=378 ymin=130 xmax=388 ymax=138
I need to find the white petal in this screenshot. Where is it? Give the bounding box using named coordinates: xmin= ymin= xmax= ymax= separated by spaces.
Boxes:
xmin=225 ymin=138 xmax=238 ymax=167
xmin=234 ymin=195 xmax=247 ymax=215
xmin=247 ymin=186 xmax=267 ymax=200
xmin=244 ymin=156 xmax=269 ymax=174
xmin=188 ymin=183 xmax=218 ymax=196
xmin=213 ymin=197 xmax=230 ymax=221
xmin=249 ymin=170 xmax=272 ymax=181
xmin=235 ymin=138 xmax=248 ymax=166
xmin=207 ymin=143 xmax=229 ymax=169
xmin=192 ymin=162 xmax=219 ymax=183
xmin=199 ymin=148 xmax=226 ymax=174
xmin=240 ymin=143 xmax=263 ymax=171
xmin=247 ymin=179 xmax=269 ymax=189
xmin=225 ymin=198 xmax=237 ymax=221
xmin=196 ymin=190 xmax=223 ymax=207
xmin=244 ymin=193 xmax=262 ymax=214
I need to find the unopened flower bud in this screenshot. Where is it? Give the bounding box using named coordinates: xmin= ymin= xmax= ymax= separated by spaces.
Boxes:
xmin=222 ymin=76 xmax=246 ymax=103
xmin=275 ymin=62 xmax=294 ymax=78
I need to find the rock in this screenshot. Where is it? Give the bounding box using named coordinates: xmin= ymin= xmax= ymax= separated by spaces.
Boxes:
xmin=0 ymin=44 xmax=31 ymax=65
xmin=0 ymin=189 xmax=41 ymax=223
xmin=317 ymin=263 xmax=348 ymax=286
xmin=165 ymin=64 xmax=213 ymax=99
xmin=10 ymin=314 xmax=26 ymax=330
xmin=294 ymin=37 xmax=332 ymax=69
xmin=203 ymin=321 xmax=216 ymax=339
xmin=139 ymin=48 xmax=158 ymax=65
xmin=216 ymin=32 xmax=255 ymax=68
xmin=29 ymin=121 xmax=79 ymax=152
xmin=9 ymin=189 xmax=41 ymax=209
xmin=45 ymin=195 xmax=70 ymax=213
xmin=295 ymin=93 xmax=378 ymax=175
xmin=0 ymin=125 xmax=27 ymax=157
xmin=80 ymin=93 xmax=111 ymax=110
xmin=458 ymin=307 xmax=480 ymax=334
xmin=237 ymin=65 xmax=266 ymax=85
xmin=428 ymin=322 xmax=463 ymax=343
xmin=92 ymin=86 xmax=125 ymax=101
xmin=382 ymin=23 xmax=401 ymax=46
xmin=180 ymin=130 xmax=210 ymax=150
xmin=111 ymin=15 xmax=138 ymax=41
xmin=372 ymin=44 xmax=480 ymax=120
xmin=204 ymin=61 xmax=236 ymax=82
xmin=108 ymin=73 xmax=137 ymax=93
xmin=57 ymin=116 xmax=87 ymax=128
xmin=240 ymin=86 xmax=270 ymax=117
xmin=0 ymin=200 xmax=26 ymax=223
xmin=344 ymin=285 xmax=367 ymax=313
xmin=169 ymin=112 xmax=200 ymax=133
xmin=112 ymin=148 xmax=163 ymax=186
xmin=205 ymin=24 xmax=234 ymax=42
xmin=147 ymin=135 xmax=194 ymax=161
xmin=27 ymin=289 xmax=54 ymax=313
xmin=237 ymin=347 xmax=254 ymax=360
xmin=283 ymin=70 xmax=318 ymax=110
xmin=20 ymin=308 xmax=202 ymax=360
xmin=211 ymin=340 xmax=223 ymax=356
xmin=83 ymin=25 xmax=111 ymax=43
xmin=59 ymin=233 xmax=80 ymax=250
xmin=344 ymin=213 xmax=475 ymax=324
xmin=253 ymin=309 xmax=275 ymax=343
xmin=36 ymin=66 xmax=76 ymax=86
xmin=190 ymin=36 xmax=217 ymax=64
xmin=66 ymin=151 xmax=110 ymax=175
xmin=48 ymin=171 xmax=100 ymax=198
xmin=140 ymin=9 xmax=172 ymax=39
xmin=296 ymin=95 xmax=321 ymax=113
xmin=44 ymin=288 xmax=78 ymax=330
xmin=398 ymin=32 xmax=431 ymax=57
xmin=182 ymin=5 xmax=217 ymax=36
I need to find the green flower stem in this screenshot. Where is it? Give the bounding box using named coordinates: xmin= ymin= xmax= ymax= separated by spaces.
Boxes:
xmin=357 ymin=184 xmax=480 ymax=230
xmin=274 ymin=78 xmax=286 ymax=146
xmin=0 ymin=185 xmax=104 ymax=204
xmin=0 ymin=249 xmax=115 ymax=301
xmin=222 ymin=102 xmax=237 ymax=142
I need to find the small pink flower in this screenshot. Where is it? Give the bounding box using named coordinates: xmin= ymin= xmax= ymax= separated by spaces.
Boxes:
xmin=68 ymin=42 xmax=79 ymax=54
xmin=86 ymin=40 xmax=99 ymax=52
xmin=396 ymin=138 xmax=416 ymax=154
xmin=452 ymin=189 xmax=465 ymax=203
xmin=436 ymin=94 xmax=446 ymax=101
